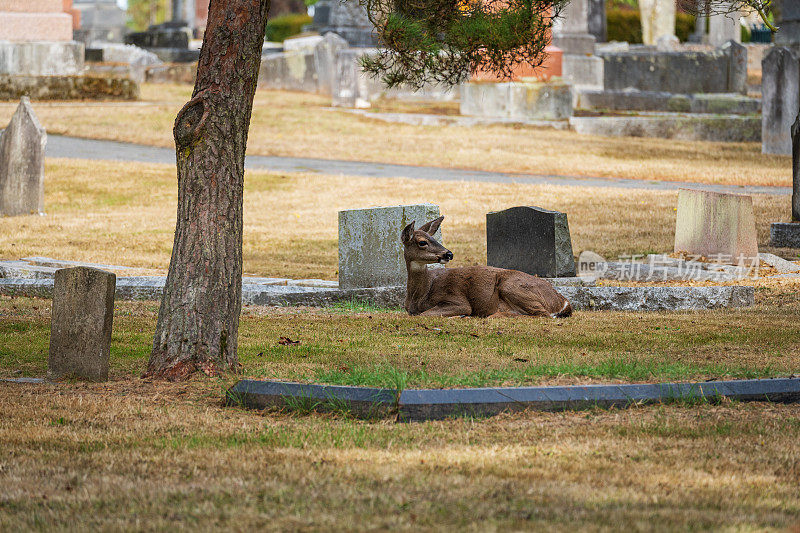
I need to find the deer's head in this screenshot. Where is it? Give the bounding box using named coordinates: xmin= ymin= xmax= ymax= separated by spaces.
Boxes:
xmin=401 ymin=216 xmax=453 ymax=266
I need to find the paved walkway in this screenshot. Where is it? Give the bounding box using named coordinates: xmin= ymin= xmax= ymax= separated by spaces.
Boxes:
xmin=47 ymin=135 xmax=791 ymax=196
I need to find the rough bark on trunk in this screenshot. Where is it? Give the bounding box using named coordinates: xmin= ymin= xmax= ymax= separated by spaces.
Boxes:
xmin=146 ymin=0 xmax=270 ymax=380
xmin=792 ymin=109 xmax=799 ymax=222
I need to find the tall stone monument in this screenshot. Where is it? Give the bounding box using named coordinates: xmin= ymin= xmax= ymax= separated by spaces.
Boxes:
xmin=552 ymin=0 xmax=595 ymax=55
xmin=708 ymin=12 xmax=741 ymax=48
xmin=311 ymin=0 xmax=377 ymax=47
xmin=73 ymin=0 xmax=126 ymax=45
xmin=774 ymin=0 xmax=800 ymax=49
xmin=553 ymin=0 xmax=603 ymax=91
xmin=0 ymin=98 xmax=46 ymax=217
xmin=0 ymin=0 xmax=83 ymax=76
xmin=639 ymin=0 xmax=676 ymax=46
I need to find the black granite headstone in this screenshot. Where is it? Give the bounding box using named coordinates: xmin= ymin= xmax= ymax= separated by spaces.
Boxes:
xmin=486 ymin=206 xmax=576 ymax=278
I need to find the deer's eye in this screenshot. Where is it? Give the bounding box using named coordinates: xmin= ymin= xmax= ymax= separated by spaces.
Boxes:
xmin=418 ymin=241 xmax=428 ymax=247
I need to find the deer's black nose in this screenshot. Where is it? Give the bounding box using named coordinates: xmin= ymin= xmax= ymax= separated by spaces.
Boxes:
xmin=444 ymin=251 xmax=453 ymax=261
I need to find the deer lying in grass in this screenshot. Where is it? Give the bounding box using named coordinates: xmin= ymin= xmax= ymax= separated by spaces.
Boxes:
xmin=401 ymin=216 xmax=572 ymax=318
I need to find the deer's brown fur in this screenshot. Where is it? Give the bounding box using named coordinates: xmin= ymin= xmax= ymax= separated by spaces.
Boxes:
xmin=401 ymin=216 xmax=572 ymax=318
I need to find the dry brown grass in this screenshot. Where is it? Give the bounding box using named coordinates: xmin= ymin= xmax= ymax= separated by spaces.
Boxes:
xmin=1 ymin=379 xmax=799 ymax=530
xmin=0 ymin=84 xmax=790 ymax=187
xmin=0 ymin=158 xmax=792 ymax=280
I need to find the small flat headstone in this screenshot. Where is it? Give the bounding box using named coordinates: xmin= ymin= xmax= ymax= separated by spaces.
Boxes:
xmin=48 ymin=267 xmax=116 ymax=382
xmin=486 ymin=206 xmax=576 ymax=278
xmin=0 ymin=97 xmax=46 ymax=216
xmin=674 ymin=189 xmax=758 ymax=266
xmin=338 ymin=204 xmax=441 ymax=290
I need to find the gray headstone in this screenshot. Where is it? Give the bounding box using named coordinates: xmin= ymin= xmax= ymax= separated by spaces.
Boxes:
xmin=761 ymin=47 xmax=800 ymax=155
xmin=314 ymin=32 xmax=349 ymax=96
xmin=774 ymin=0 xmax=800 ymax=48
xmin=708 ymin=13 xmax=740 ymax=48
xmin=587 ymin=0 xmax=606 ymax=43
xmin=552 ymin=0 xmax=596 ymax=55
xmin=48 ymin=267 xmax=116 ymax=382
xmin=722 ymin=40 xmax=747 ymax=95
xmin=0 ymin=97 xmax=46 ymax=216
xmin=311 ymin=0 xmax=377 ymax=47
xmin=486 ymin=206 xmax=576 ymax=278
xmin=339 ymin=204 xmax=441 ymax=289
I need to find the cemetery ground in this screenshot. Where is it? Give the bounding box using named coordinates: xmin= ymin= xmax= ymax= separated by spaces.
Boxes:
xmin=1 ymin=154 xmax=800 ymax=527
xmin=0 ymin=84 xmax=791 ymax=188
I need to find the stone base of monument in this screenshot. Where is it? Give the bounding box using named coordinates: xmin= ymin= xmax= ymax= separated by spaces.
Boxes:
xmin=0 ymin=74 xmax=139 ymax=101
xmin=771 ymin=222 xmax=800 ymax=248
xmin=576 ymin=90 xmax=761 ymax=115
xmin=0 ymin=275 xmax=755 ymax=312
xmin=460 ymin=80 xmax=573 ymax=121
xmin=0 ymin=41 xmax=84 ymax=76
xmin=570 ymin=113 xmax=761 ymax=143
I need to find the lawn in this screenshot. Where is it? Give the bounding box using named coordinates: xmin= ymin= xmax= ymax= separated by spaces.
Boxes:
xmin=2 ymin=294 xmax=800 ymax=386
xmin=0 ymin=84 xmax=791 ymax=187
xmin=1 ymin=295 xmax=800 ymax=530
xmin=0 ymin=93 xmax=798 ymax=528
xmin=0 ymin=159 xmax=793 ymax=280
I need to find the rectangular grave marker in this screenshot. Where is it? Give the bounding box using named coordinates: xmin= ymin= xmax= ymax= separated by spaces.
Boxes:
xmin=339 ymin=204 xmax=442 ymax=289
xmin=674 ymin=189 xmax=758 ymax=265
xmin=48 ymin=266 xmax=116 ymax=381
xmin=486 ymin=206 xmax=576 ymax=278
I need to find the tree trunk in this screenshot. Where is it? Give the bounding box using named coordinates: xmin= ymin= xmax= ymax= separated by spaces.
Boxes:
xmin=792 ymin=109 xmax=799 ymax=222
xmin=146 ymin=0 xmax=270 ymax=380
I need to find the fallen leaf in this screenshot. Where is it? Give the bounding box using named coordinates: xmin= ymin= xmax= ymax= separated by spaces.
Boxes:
xmin=278 ymin=337 xmax=300 ymax=346
xmin=513 ymin=357 xmax=529 ymax=363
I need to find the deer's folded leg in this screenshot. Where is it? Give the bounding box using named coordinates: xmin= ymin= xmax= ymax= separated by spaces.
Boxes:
xmin=420 ymin=304 xmax=472 ymax=317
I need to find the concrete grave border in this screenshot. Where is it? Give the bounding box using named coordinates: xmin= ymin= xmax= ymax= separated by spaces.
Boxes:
xmin=0 ymin=277 xmax=755 ymax=312
xmin=226 ymin=377 xmax=800 ymax=422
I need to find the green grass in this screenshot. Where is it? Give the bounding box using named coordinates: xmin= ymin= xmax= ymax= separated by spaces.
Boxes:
xmin=2 ymin=295 xmax=798 ymax=387
xmin=305 ymin=360 xmax=781 ymax=389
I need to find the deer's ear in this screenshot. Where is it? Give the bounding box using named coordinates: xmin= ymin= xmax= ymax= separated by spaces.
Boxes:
xmin=419 ymin=215 xmax=444 ymax=236
xmin=401 ymin=221 xmax=415 ymax=244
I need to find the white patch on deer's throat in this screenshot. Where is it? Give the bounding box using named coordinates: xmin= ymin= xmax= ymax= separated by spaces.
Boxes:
xmin=409 ymin=261 xmax=428 ymax=272
xmin=438 ymin=259 xmax=449 ymax=264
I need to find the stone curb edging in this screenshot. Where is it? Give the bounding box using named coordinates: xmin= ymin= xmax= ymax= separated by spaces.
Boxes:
xmin=0 ymin=278 xmax=754 ymax=311
xmin=226 ymin=377 xmax=800 ymax=422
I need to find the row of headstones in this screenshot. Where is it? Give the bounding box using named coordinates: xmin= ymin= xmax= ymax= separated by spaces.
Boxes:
xmin=338 ymin=204 xmax=577 ymax=290
xmin=0 ymin=97 xmax=46 ymax=217
xmin=42 ymin=188 xmax=785 ymax=381
xmin=337 ymin=190 xmax=776 ymax=291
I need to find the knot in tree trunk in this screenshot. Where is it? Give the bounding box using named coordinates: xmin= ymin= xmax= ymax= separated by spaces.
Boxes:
xmin=174 ymin=92 xmax=210 ymax=148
